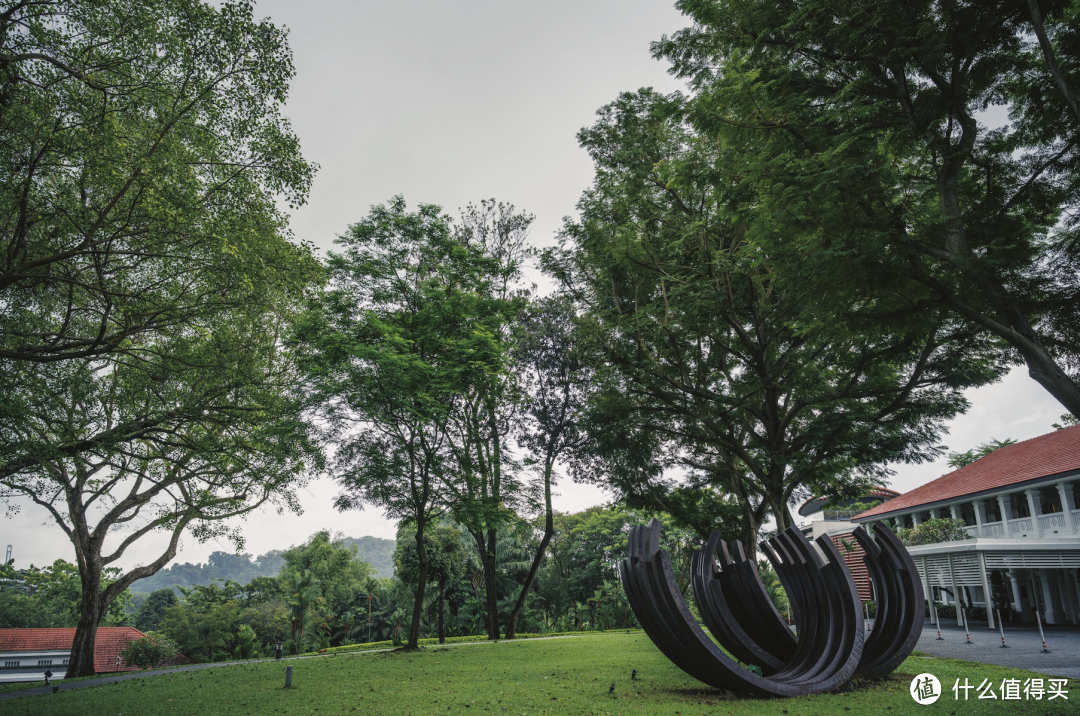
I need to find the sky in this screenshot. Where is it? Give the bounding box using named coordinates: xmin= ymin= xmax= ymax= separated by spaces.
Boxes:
xmin=5 ymin=1 xmax=1071 ymax=572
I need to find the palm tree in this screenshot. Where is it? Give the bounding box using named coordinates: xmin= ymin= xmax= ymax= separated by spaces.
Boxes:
xmin=362 ymin=577 xmax=379 ymax=643
xmin=286 ymin=569 xmax=317 ymax=655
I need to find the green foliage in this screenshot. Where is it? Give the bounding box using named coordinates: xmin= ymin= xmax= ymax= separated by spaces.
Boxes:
xmin=132 ymin=552 xmax=287 ymax=594
xmin=0 ymin=560 xmax=132 ymax=628
xmin=651 ymin=0 xmax=1080 ymax=415
xmin=280 ymin=531 xmax=373 ymax=617
xmin=158 ymin=601 xmax=241 ymax=664
xmin=946 ymin=439 xmax=1018 ymax=469
xmin=546 ymin=86 xmax=981 ymax=546
xmin=233 ymin=625 xmax=260 ymax=660
xmin=895 ymin=518 xmax=972 ymax=546
xmin=135 ymin=590 xmax=178 ymax=632
xmin=119 ymin=634 xmax=179 ymax=671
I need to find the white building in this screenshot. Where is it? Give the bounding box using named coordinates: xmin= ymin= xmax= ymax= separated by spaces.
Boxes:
xmin=854 ymin=426 xmax=1080 ymax=630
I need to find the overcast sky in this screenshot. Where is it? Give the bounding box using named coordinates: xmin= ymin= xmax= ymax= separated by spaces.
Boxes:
xmin=6 ymin=1 xmax=1070 ymax=572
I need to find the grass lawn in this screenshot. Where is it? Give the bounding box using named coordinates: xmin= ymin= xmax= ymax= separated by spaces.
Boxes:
xmin=2 ymin=633 xmax=1072 ymax=716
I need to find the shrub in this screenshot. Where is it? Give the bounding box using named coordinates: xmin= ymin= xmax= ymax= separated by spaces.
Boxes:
xmin=120 ymin=633 xmax=179 ymax=670
xmin=894 ymin=518 xmax=970 ymax=546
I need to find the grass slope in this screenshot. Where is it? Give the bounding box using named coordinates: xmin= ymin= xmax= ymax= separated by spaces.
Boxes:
xmin=3 ymin=633 xmax=1072 ymax=716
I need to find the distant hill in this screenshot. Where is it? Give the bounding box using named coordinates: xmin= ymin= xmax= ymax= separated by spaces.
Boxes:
xmin=130 ymin=535 xmax=396 ymax=594
xmin=341 ymin=535 xmax=395 ymax=578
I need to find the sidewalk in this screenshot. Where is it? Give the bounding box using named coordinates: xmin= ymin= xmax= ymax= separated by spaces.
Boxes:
xmin=913 ymin=617 xmax=1080 ymax=679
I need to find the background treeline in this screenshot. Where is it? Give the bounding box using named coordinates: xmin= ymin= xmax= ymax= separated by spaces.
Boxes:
xmin=128 ymin=535 xmax=395 ymax=594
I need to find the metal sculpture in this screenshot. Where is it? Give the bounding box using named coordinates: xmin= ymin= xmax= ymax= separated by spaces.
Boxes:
xmin=620 ymin=520 xmax=921 ymax=696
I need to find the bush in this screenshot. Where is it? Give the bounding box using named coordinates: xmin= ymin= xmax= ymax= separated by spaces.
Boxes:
xmin=895 ymin=518 xmax=970 ymax=546
xmin=120 ymin=633 xmax=179 ymax=670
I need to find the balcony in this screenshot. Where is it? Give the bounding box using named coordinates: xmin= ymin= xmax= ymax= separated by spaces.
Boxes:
xmin=980 ymin=521 xmax=1005 ymax=538
xmin=1073 ymin=510 xmax=1080 ymax=530
xmin=1038 ymin=512 xmax=1067 ymax=533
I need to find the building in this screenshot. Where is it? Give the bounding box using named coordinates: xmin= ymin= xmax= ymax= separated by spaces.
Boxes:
xmin=854 ymin=426 xmax=1080 ymax=630
xmin=798 ymin=488 xmax=901 ymax=601
xmin=0 ymin=627 xmax=186 ymax=682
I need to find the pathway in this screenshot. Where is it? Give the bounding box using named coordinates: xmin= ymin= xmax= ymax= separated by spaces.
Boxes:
xmin=913 ymin=617 xmax=1080 ymax=679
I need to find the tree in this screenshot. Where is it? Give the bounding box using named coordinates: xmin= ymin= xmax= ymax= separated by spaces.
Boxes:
xmin=394 ymin=523 xmax=466 ymax=643
xmin=653 ymin=0 xmax=1080 ymax=417
xmin=946 ymin=439 xmax=1018 ymax=469
xmin=284 ymin=569 xmax=317 ymax=655
xmin=362 ymin=577 xmax=379 ymax=643
xmin=0 ymin=0 xmax=322 ymax=678
xmin=119 ymin=634 xmax=179 ymax=671
xmin=279 ymin=531 xmax=372 ymax=617
xmin=504 ymin=296 xmax=591 ymax=638
xmin=304 ymin=197 xmax=508 ymax=649
xmin=442 ymin=200 xmax=533 ymax=641
xmin=135 ymin=589 xmax=178 ymax=632
xmin=545 ymin=88 xmax=998 ymax=541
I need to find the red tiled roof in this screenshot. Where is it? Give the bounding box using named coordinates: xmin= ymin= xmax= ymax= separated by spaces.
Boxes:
xmin=797 ymin=488 xmax=900 ymax=516
xmin=0 ymin=627 xmax=188 ymax=673
xmin=856 ymin=425 xmax=1080 ymax=520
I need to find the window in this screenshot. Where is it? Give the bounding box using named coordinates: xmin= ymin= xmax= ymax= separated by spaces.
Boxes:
xmin=983 ymin=498 xmax=1001 ymax=523
xmin=1010 ymin=493 xmax=1030 ymax=518
xmin=37 ymin=660 xmax=51 ymax=666
xmin=61 ymin=659 xmax=69 ymax=665
xmin=1072 ymin=481 xmax=1079 ymax=511
xmin=4 ymin=661 xmax=18 ymax=668
xmin=1040 ymin=487 xmax=1062 ymax=514
xmin=960 ymin=503 xmax=976 ymax=526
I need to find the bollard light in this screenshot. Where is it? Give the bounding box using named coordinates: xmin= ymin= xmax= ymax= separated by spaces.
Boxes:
xmin=43 ymin=669 xmax=53 ymax=686
xmin=284 ymin=665 xmax=293 ymax=688
xmin=276 ymin=641 xmax=283 ymax=660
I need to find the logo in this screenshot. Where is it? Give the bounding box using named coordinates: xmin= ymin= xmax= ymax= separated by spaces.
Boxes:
xmin=911 ymin=673 xmax=942 ymax=705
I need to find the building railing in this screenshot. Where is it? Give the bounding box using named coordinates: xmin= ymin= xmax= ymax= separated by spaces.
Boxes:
xmin=1038 ymin=513 xmax=1067 ymax=532
xmin=1072 ymin=509 xmax=1080 ymax=531
xmin=1009 ymin=518 xmax=1033 ymax=536
xmin=980 ymin=521 xmax=1005 ymax=538
xmin=963 ymin=525 xmax=979 ymax=537
xmin=822 ymin=509 xmax=863 ymax=520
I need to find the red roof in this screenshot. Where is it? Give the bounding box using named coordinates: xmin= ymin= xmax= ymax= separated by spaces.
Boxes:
xmin=0 ymin=627 xmax=187 ymax=673
xmin=857 ymin=425 xmax=1080 ymax=520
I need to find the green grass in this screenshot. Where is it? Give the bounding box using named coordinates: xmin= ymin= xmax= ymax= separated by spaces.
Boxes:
xmin=2 ymin=633 xmax=1072 ymax=715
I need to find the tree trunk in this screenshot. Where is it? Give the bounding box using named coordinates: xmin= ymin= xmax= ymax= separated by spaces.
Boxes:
xmin=505 ymin=462 xmax=555 ymax=639
xmin=66 ymin=564 xmax=103 ymax=678
xmin=406 ymin=518 xmax=428 ymax=649
xmin=484 ymin=528 xmax=499 ymax=640
xmin=438 ymin=578 xmax=446 ymax=644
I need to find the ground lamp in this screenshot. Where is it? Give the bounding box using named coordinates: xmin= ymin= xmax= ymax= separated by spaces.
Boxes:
xmin=276 ymin=641 xmax=283 ymax=660
xmin=621 ymin=521 xmax=922 ymax=696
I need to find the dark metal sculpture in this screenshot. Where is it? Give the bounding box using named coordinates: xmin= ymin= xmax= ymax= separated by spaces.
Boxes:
xmin=620 ymin=520 xmax=921 ymax=696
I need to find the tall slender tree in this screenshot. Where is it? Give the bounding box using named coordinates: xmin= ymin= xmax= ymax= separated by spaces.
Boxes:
xmin=504 ymin=296 xmax=591 ymax=638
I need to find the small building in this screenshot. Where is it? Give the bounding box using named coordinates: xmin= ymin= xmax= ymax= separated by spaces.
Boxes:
xmin=0 ymin=627 xmax=185 ymax=682
xmin=798 ymin=488 xmax=901 ymax=601
xmin=854 ymin=426 xmax=1080 ymax=630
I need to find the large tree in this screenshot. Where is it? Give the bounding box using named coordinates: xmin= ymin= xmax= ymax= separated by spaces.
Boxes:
xmin=0 ymin=0 xmax=321 ymax=677
xmin=546 ymin=88 xmax=1003 ymax=540
xmin=441 ymin=200 xmax=532 ymax=641
xmin=654 ymin=0 xmax=1080 ymax=416
xmin=305 ymin=198 xmax=511 ymax=650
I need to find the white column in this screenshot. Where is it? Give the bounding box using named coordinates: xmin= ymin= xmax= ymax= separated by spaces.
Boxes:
xmin=1025 ymin=489 xmax=1042 ymax=537
xmin=948 ymin=553 xmax=962 ymax=625
xmin=1038 ymin=570 xmax=1059 ymax=624
xmin=920 ymin=556 xmax=935 ymax=625
xmin=912 ymin=512 xmax=922 ymax=527
xmin=998 ymin=494 xmax=1011 ymax=535
xmin=978 ymin=551 xmax=995 ymax=629
xmin=1057 ymin=482 xmax=1076 ymax=535
xmin=950 ymin=504 xmax=960 ymax=520
xmin=1008 ymin=570 xmax=1023 ymax=617
xmin=973 ymin=500 xmax=985 ymax=537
